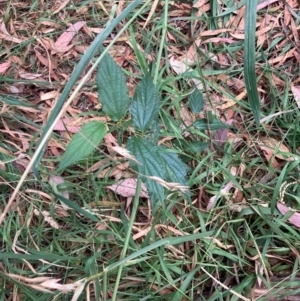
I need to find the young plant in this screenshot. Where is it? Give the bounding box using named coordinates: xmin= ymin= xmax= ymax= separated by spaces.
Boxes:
xmin=58 ymin=52 xmax=228 ymax=210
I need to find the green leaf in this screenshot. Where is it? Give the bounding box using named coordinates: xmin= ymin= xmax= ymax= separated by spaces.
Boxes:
xmin=131 ymin=74 xmax=160 ymax=131
xmin=158 ymin=148 xmax=190 ymax=199
xmin=193 ymin=118 xmax=228 ymax=131
xmin=127 ymin=137 xmax=164 ymax=207
xmin=188 ymin=88 xmax=204 ymax=114
xmin=244 ymin=0 xmax=260 ymax=124
xmin=57 ymin=121 xmax=106 ymax=171
xmin=97 ymin=53 xmax=130 ymax=121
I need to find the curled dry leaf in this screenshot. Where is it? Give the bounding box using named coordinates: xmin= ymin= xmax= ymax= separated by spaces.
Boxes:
xmin=277 ymin=202 xmax=300 ymax=228
xmin=107 ymin=178 xmax=149 ymax=198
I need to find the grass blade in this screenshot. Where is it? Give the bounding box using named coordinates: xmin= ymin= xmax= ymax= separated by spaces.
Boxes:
xmin=244 ymin=0 xmax=260 ymax=124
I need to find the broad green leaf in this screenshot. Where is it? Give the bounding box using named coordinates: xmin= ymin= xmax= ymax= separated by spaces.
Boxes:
xmin=57 ymin=121 xmax=106 ymax=171
xmin=126 ymin=137 xmax=164 ymax=207
xmin=131 ymin=74 xmax=160 ymax=131
xmin=193 ymin=118 xmax=228 ymax=131
xmin=244 ymin=0 xmax=260 ymax=124
xmin=158 ymin=148 xmax=190 ymax=199
xmin=97 ymin=53 xmax=130 ymax=121
xmin=188 ymin=88 xmax=204 ymax=114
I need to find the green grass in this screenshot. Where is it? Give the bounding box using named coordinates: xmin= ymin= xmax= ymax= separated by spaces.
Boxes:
xmin=1 ymin=0 xmax=300 ymax=300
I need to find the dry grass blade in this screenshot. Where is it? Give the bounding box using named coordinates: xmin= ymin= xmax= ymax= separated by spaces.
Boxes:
xmin=7 ymin=273 xmax=84 ymax=293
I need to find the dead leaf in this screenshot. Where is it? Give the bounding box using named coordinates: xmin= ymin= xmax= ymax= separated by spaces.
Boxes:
xmin=40 ymin=91 xmax=59 ymax=101
xmin=291 ymin=85 xmax=300 ymax=108
xmin=0 ymin=160 xmax=6 ymax=171
xmin=143 ymin=0 xmax=160 ymax=28
xmin=0 ymin=60 xmax=11 ymax=74
xmin=53 ymin=118 xmax=82 ymax=133
xmin=53 ymin=21 xmax=86 ymax=53
xmin=0 ymin=22 xmax=24 ymax=43
xmin=207 ymin=167 xmax=237 ymax=210
xmin=257 ymin=0 xmax=279 ymax=10
xmin=51 ymin=0 xmax=70 ymax=14
xmin=203 ymin=37 xmax=235 ymax=44
xmin=19 ymin=71 xmax=42 ymax=80
xmin=107 ymin=178 xmax=149 ymax=198
xmin=207 ymin=182 xmax=233 ymax=211
xmin=258 ymin=137 xmax=296 ymax=161
xmin=214 ymin=128 xmax=229 ymax=146
xmin=9 ymin=86 xmax=21 ymax=93
xmin=179 ymin=105 xmax=194 ymax=137
xmin=15 ymin=154 xmax=32 ymax=173
xmin=169 ymin=57 xmax=203 ymax=90
xmin=277 ymin=202 xmax=300 ymax=228
xmin=35 ymin=49 xmax=57 ymax=69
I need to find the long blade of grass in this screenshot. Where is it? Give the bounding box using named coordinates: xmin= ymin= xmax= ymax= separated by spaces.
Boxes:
xmin=111 ymin=178 xmax=142 ymax=301
xmin=244 ymin=0 xmax=260 ymax=125
xmin=87 ymin=230 xmax=215 ymax=283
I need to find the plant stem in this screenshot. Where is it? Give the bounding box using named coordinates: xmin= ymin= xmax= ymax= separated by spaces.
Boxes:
xmin=153 ymin=0 xmax=169 ymax=84
xmin=111 ymin=178 xmax=142 ymax=301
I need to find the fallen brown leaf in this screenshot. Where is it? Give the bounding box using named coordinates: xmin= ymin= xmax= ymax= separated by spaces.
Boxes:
xmin=0 ymin=60 xmax=11 ymax=74
xmin=277 ymin=202 xmax=300 ymax=228
xmin=107 ymin=178 xmax=149 ymax=198
xmin=53 ymin=21 xmax=86 ymax=53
